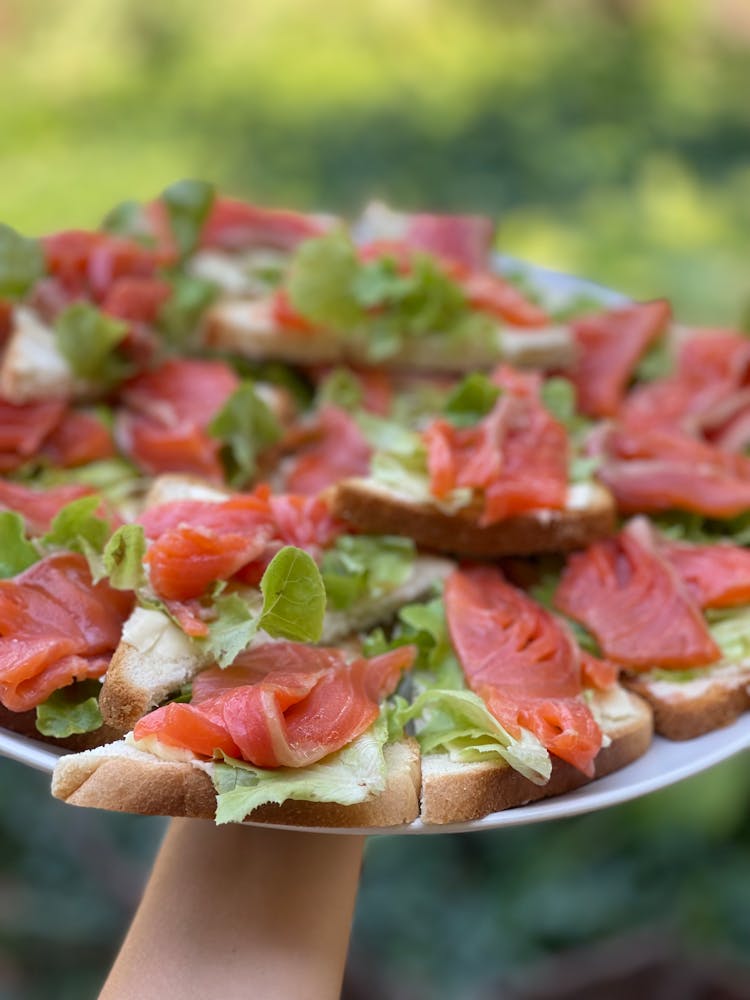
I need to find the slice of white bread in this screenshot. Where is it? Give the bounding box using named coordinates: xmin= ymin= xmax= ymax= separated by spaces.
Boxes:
xmin=99 ymin=555 xmax=453 ymax=734
xmin=203 ymin=298 xmax=576 ymax=372
xmin=0 ymin=307 xmax=85 ymax=403
xmin=333 ymin=478 xmax=616 ymax=558
xmin=51 ymin=736 xmax=421 ymax=829
xmin=420 ymin=688 xmax=653 ymax=824
xmin=623 ymin=664 xmax=750 ymax=741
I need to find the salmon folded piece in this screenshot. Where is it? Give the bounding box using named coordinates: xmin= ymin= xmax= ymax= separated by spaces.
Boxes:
xmin=444 ymin=566 xmax=603 ymax=776
xmin=0 ymin=481 xmax=96 ymax=534
xmin=133 ymin=643 xmax=416 ymax=768
xmin=0 ymin=553 xmax=133 ymax=712
xmin=555 ymin=518 xmax=720 ymax=671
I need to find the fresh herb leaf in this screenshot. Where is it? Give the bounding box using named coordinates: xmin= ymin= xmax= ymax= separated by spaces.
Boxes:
xmin=0 ymin=512 xmax=39 ymax=578
xmin=550 ymin=293 xmax=609 ymax=322
xmin=320 ymin=535 xmax=415 ymax=610
xmin=0 ymin=223 xmax=44 ymax=299
xmin=161 ymin=178 xmax=215 ymax=258
xmin=443 ymin=373 xmax=500 ymax=427
xmin=208 ymin=381 xmax=282 ymax=487
xmin=103 ymin=524 xmax=146 ymax=590
xmin=55 ymin=302 xmax=131 ymax=387
xmin=35 ymin=681 xmax=103 ymax=738
xmin=540 ymin=377 xmax=591 ymax=436
xmin=259 ymin=546 xmax=326 ymax=642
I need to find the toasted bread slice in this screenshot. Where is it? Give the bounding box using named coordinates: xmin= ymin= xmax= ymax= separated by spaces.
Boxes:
xmin=419 ymin=689 xmax=653 ymax=824
xmin=333 ymin=478 xmax=615 ymax=558
xmin=0 ymin=307 xmax=85 ymax=404
xmin=51 ymin=737 xmax=421 ymax=829
xmin=624 ymin=664 xmax=750 ymax=741
xmin=203 ymin=298 xmax=575 ymax=372
xmin=100 ymin=554 xmax=453 ymax=734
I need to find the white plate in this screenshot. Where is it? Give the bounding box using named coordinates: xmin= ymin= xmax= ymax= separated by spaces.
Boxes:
xmin=2 ymin=256 xmax=747 ymax=835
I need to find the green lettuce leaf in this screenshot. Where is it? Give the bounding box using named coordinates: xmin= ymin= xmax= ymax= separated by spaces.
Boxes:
xmin=634 ymin=336 xmax=673 ymax=382
xmin=259 ymin=546 xmax=326 ymax=642
xmin=0 ymin=511 xmax=40 ymax=578
xmin=35 ymin=680 xmax=103 ymax=738
xmin=103 ymin=524 xmax=147 ymax=590
xmin=315 ymin=367 xmax=364 ymax=411
xmin=159 ymin=272 xmax=219 ymax=346
xmin=100 ymin=200 xmax=153 ymax=244
xmin=540 ymin=377 xmax=591 ymax=437
xmin=41 ymin=495 xmax=111 ymax=575
xmin=55 ymin=302 xmax=131 ymax=387
xmin=706 ymin=605 xmax=750 ymax=663
xmin=320 ymin=535 xmax=415 ymax=610
xmin=202 ymin=592 xmax=259 ymax=669
xmin=162 ymin=178 xmax=215 ymax=258
xmin=653 ymin=511 xmax=750 ymax=547
xmin=398 ymin=687 xmax=551 ymax=784
xmin=0 ymin=223 xmax=44 ymax=299
xmin=287 ymin=232 xmax=494 ymax=361
xmin=442 ymin=373 xmax=500 ymax=427
xmin=212 ymin=712 xmax=389 ymax=823
xmin=286 ymin=231 xmax=362 ymax=328
xmin=26 ymin=458 xmax=140 ymax=508
xmin=356 ymin=412 xmax=424 ymax=456
xmin=208 ymin=381 xmax=282 ymax=487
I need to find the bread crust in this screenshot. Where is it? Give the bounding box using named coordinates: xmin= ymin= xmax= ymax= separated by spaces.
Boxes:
xmin=51 ymin=739 xmax=422 ymax=829
xmin=420 ymin=691 xmax=653 ymax=825
xmin=624 ymin=672 xmax=750 ymax=741
xmin=333 ymin=479 xmax=616 ymax=557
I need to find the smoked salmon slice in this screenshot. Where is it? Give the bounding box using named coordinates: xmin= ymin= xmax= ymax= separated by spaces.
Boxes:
xmin=0 ymin=553 xmax=133 ymax=712
xmin=554 ymin=519 xmax=720 ymax=671
xmin=571 ymin=300 xmax=671 ymax=418
xmin=444 ymin=566 xmax=602 ymax=776
xmin=134 ymin=643 xmax=416 ymax=768
xmin=657 ymin=538 xmax=750 ymax=610
xmin=423 ymin=366 xmax=568 ymax=523
xmin=41 ymin=410 xmax=116 ymax=468
xmin=280 ymin=405 xmax=372 ymax=495
xmin=0 ymin=481 xmax=95 ymax=534
xmin=140 ymin=489 xmax=342 ymax=600
xmin=0 ymin=398 xmax=67 ymax=472
xmin=117 ymin=358 xmax=239 ymax=480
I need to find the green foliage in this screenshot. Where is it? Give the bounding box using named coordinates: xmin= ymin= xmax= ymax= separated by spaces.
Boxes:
xmin=55 ymin=303 xmax=131 ymax=387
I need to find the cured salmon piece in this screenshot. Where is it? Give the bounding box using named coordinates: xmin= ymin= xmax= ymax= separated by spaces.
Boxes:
xmin=0 ymin=553 xmax=133 ymax=712
xmin=41 ymin=410 xmax=116 ymax=468
xmin=571 ymin=300 xmax=671 ymax=417
xmin=444 ymin=566 xmax=602 ymax=776
xmin=423 ymin=367 xmax=568 ymax=523
xmin=140 ymin=489 xmax=342 ymax=599
xmin=147 ymin=525 xmax=271 ymax=602
xmin=0 ymin=481 xmax=94 ymax=534
xmin=280 ymin=406 xmax=372 ymax=495
xmin=0 ymin=397 xmax=67 ymax=471
xmin=658 ymin=539 xmax=750 ymax=609
xmin=199 ymin=198 xmax=334 ymax=252
xmin=42 ymin=230 xmax=164 ymax=302
xmin=460 ymin=271 xmax=550 ymax=327
xmin=555 ymin=519 xmax=720 ymax=670
xmin=133 ymin=643 xmax=416 ymax=768
xmin=117 ymin=358 xmax=239 ymax=480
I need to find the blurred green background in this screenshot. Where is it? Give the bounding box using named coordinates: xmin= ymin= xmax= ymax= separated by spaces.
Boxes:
xmin=1 ymin=0 xmax=750 ymax=996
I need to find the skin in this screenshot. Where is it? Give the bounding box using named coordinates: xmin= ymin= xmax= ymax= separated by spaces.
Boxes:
xmin=99 ymin=819 xmax=365 ymax=1000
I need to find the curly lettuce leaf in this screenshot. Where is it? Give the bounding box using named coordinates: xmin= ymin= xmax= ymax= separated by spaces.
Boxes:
xmin=315 ymin=367 xmax=364 ymax=411
xmin=397 ymin=687 xmax=551 ymax=783
xmin=55 ymin=302 xmax=131 ymax=387
xmin=706 ymin=605 xmax=750 ymax=663
xmin=159 ymin=272 xmax=219 ymax=346
xmin=212 ymin=712 xmax=389 ymax=823
xmin=35 ymin=680 xmax=103 ymax=738
xmin=320 ymin=535 xmax=415 ymax=610
xmin=208 ymin=381 xmax=282 ymax=487
xmin=202 ymin=592 xmax=260 ymax=669
xmin=287 ymin=231 xmax=361 ymax=328
xmin=0 ymin=511 xmax=40 ymax=578
xmin=0 ymin=223 xmax=44 ymax=299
